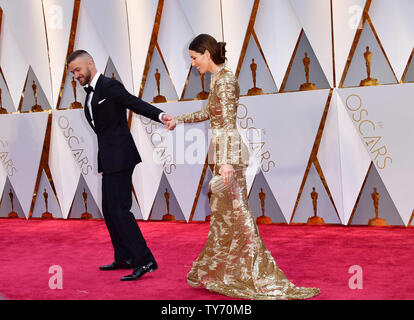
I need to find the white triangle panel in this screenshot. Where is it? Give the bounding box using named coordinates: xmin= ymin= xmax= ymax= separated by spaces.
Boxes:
xmin=238 ymin=90 xmax=328 ymax=222
xmin=58 ymin=65 xmax=87 ymax=110
xmin=74 ymin=1 xmax=109 ymax=75
xmin=49 ymin=110 xmax=82 ymax=219
xmin=157 ymin=0 xmax=194 ymax=100
xmin=20 ymin=67 xmax=52 ymax=112
xmin=149 ymin=172 xmax=186 ymax=221
xmin=143 ymin=100 xmax=210 ymax=222
xmin=255 ymin=0 xmax=302 ymax=89
xmin=369 ymin=0 xmax=414 ymax=81
xmin=131 ymin=192 xmax=144 ymax=220
xmin=141 ymin=46 xmax=179 ymax=103
xmin=332 ymin=0 xmax=367 ymax=85
xmin=317 ymin=90 xmax=343 ymax=221
xmin=238 ymin=35 xmax=278 ymax=95
xmin=0 ymin=7 xmax=30 ymax=109
xmin=403 ymin=53 xmax=414 ymax=83
xmin=0 ymin=70 xmax=16 ymax=112
xmin=349 ymin=164 xmax=404 ymax=226
xmin=292 ymin=164 xmax=341 ymax=224
xmin=317 ymin=89 xmax=371 ymax=224
xmin=43 ymin=0 xmax=75 ymax=108
xmin=82 ymin=0 xmax=134 ymax=93
xmin=179 ymin=0 xmax=222 ymax=41
xmin=282 ymin=31 xmax=330 ymax=92
xmin=0 ymin=177 xmax=25 ymax=218
xmin=0 ymin=112 xmax=49 ymax=218
xmin=0 ymin=0 xmax=53 ymax=106
xmin=290 ymin=0 xmax=334 ymax=87
xmin=182 ymin=67 xmax=211 ymax=100
xmin=0 ymin=152 xmax=7 ymax=200
xmin=104 ymin=57 xmax=122 ymax=83
xmin=342 ymin=19 xmax=398 ymax=87
xmin=31 ymin=170 xmax=63 ymax=219
xmin=248 ymin=169 xmax=286 ymax=223
xmin=221 ymin=0 xmax=255 ymax=74
xmin=337 ymin=84 xmax=414 ymax=226
xmin=126 ymin=0 xmax=158 ymax=95
xmin=130 ymin=113 xmax=163 ymax=220
xmin=68 ymin=174 xmax=102 ymax=219
xmin=51 ymin=109 xmax=102 ymax=215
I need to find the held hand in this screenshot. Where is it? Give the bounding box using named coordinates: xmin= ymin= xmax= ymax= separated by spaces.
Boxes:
xmin=165 ymin=118 xmax=177 ymax=131
xmin=161 ymin=113 xmax=173 ymax=124
xmin=161 ymin=113 xmax=177 ymax=130
xmin=219 ymin=164 xmax=234 ymax=185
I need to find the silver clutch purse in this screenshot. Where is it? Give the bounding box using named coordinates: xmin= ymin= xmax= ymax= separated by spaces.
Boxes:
xmin=209 ymin=175 xmax=233 ymax=194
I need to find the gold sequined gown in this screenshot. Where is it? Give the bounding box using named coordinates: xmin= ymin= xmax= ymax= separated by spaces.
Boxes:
xmin=175 ymin=66 xmax=320 ymax=300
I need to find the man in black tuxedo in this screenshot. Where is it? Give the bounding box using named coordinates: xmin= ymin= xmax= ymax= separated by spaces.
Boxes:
xmin=68 ymin=50 xmax=172 ymax=281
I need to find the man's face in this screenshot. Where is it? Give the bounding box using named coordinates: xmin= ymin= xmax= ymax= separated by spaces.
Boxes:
xmin=68 ymin=57 xmax=92 ymax=86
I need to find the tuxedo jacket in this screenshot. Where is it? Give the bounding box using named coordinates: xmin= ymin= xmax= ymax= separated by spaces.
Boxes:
xmin=85 ymin=74 xmax=163 ymax=174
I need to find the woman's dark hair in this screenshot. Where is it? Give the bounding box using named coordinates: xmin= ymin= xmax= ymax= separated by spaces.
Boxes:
xmin=189 ymin=34 xmax=226 ymax=65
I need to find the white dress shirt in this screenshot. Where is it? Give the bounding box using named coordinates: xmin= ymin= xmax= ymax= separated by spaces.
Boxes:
xmin=84 ymin=72 xmax=101 ymax=125
xmin=84 ymin=72 xmax=165 ymax=125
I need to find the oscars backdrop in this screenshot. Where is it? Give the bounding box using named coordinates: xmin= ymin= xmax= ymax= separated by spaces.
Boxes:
xmin=0 ymin=0 xmax=413 ymax=227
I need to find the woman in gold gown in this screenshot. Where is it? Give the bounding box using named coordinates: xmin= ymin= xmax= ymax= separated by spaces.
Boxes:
xmin=166 ymin=34 xmax=320 ymax=300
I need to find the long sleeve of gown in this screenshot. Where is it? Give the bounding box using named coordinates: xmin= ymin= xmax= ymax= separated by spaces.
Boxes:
xmin=174 ymin=103 xmax=210 ymax=123
xmin=213 ymin=75 xmax=246 ymax=167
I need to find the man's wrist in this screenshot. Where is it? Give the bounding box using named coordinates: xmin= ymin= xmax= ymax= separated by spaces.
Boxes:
xmin=159 ymin=112 xmax=166 ymax=123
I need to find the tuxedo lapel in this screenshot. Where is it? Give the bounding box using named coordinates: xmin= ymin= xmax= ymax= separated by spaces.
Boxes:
xmin=84 ymin=92 xmax=95 ymax=131
xmin=91 ymin=74 xmax=104 ymax=113
xmin=84 ymin=74 xmax=105 ymax=133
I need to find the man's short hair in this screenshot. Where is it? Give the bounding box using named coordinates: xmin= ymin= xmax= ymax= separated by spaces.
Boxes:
xmin=67 ymin=50 xmax=92 ymax=64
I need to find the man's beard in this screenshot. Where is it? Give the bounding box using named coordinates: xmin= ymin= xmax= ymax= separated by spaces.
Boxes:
xmin=81 ymin=69 xmax=92 ymax=86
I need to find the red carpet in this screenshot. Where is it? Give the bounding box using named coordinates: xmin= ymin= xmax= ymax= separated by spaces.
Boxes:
xmin=0 ymin=218 xmax=413 ymax=300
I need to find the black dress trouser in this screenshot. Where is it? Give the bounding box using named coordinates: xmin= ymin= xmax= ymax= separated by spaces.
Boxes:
xmin=101 ymin=167 xmax=155 ymax=267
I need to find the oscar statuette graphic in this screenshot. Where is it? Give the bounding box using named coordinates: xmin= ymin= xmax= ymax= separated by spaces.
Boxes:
xmin=81 ymin=188 xmax=92 ymax=219
xmin=70 ymin=77 xmax=82 ymax=109
xmin=247 ymin=58 xmax=263 ymax=96
xmin=256 ymin=188 xmax=272 ymax=224
xmin=299 ymin=53 xmax=317 ymax=91
xmin=162 ymin=188 xmax=175 ymax=221
xmin=205 ymin=188 xmax=212 ymax=222
xmin=360 ymin=46 xmax=379 ymax=86
xmin=196 ymin=72 xmax=209 ymax=100
xmin=0 ymin=88 xmax=7 ymax=114
xmin=8 ymin=189 xmax=18 ymax=218
xmin=307 ymin=187 xmax=325 ymax=225
xmin=41 ymin=188 xmax=53 ymax=219
xmin=153 ymin=68 xmax=167 ymax=103
xmin=368 ymin=187 xmax=387 ymax=226
xmin=31 ymin=80 xmax=43 ymax=112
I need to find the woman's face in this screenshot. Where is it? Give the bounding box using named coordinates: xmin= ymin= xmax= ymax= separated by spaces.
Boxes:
xmin=189 ymin=49 xmax=210 ymax=74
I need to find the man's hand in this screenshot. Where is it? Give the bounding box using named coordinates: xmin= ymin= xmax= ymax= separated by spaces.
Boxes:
xmin=161 ymin=114 xmax=177 ymax=130
xmin=165 ymin=117 xmax=177 ymax=131
xmin=161 ymin=113 xmax=173 ymax=124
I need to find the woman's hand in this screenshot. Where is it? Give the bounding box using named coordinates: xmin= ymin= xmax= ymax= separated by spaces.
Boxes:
xmin=165 ymin=117 xmax=176 ymax=130
xmin=219 ymin=164 xmax=234 ymax=185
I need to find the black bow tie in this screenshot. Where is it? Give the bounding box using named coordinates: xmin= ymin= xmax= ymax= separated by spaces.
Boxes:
xmin=84 ymin=86 xmax=94 ymax=94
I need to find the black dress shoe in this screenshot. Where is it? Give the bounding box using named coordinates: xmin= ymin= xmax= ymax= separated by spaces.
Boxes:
xmin=120 ymin=260 xmax=158 ymax=281
xmin=99 ymin=259 xmax=134 ymax=271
